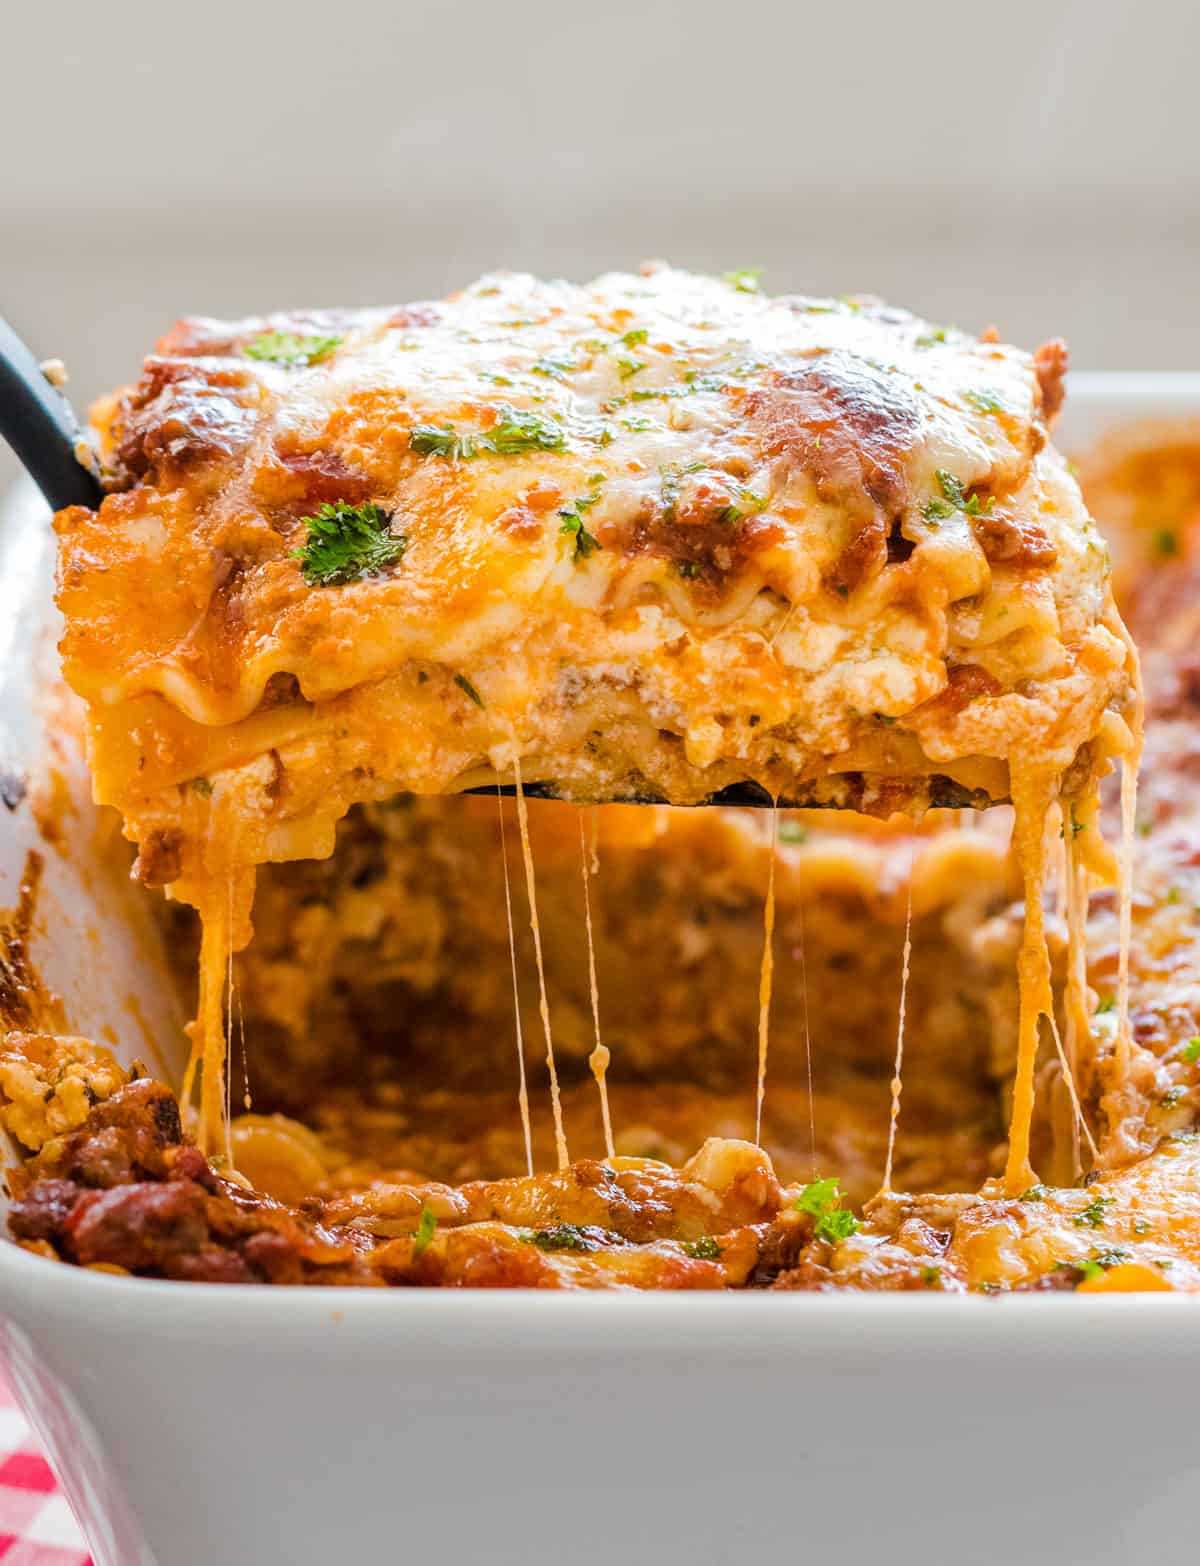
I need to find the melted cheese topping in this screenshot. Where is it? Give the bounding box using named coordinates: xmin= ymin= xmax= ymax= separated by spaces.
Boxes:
xmin=56 ymin=266 xmax=1135 ymax=907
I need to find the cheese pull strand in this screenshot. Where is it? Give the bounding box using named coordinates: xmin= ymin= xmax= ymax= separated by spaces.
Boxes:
xmin=496 ymin=791 xmax=534 ymax=1178
xmin=1004 ymin=764 xmax=1057 ymax=1194
xmin=754 ymin=804 xmax=778 ymax=1146
xmin=579 ymin=814 xmax=614 ymax=1161
xmin=512 ymin=752 xmax=569 ymax=1170
xmin=881 ymin=879 xmax=913 ymax=1193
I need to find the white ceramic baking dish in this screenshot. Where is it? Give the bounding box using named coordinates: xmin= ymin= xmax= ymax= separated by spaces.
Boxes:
xmin=3 ymin=376 xmax=1200 ymax=1566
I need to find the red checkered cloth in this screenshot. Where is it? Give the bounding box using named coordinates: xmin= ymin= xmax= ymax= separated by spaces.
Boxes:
xmin=0 ymin=1374 xmax=91 ymax=1565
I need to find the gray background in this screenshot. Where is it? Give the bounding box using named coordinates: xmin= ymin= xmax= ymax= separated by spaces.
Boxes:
xmin=3 ymin=0 xmax=1198 ymax=486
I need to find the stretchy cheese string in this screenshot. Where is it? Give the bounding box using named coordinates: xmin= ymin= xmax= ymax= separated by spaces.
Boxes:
xmin=1114 ymin=747 xmax=1141 ymax=1083
xmin=1111 ymin=621 xmax=1145 ymax=1086
xmin=1004 ymin=764 xmax=1057 ymax=1194
xmin=579 ymin=815 xmax=614 ymax=1161
xmin=797 ymin=878 xmax=817 ymax=1180
xmin=754 ymin=804 xmax=778 ymax=1146
xmin=512 ymin=752 xmax=569 ymax=1170
xmin=495 ymin=790 xmax=534 ymax=1178
xmin=236 ymin=964 xmax=252 ymax=1113
xmin=191 ymin=879 xmax=231 ymax=1159
xmin=881 ymin=875 xmax=914 ymax=1193
xmin=1061 ymin=805 xmax=1101 ymax=1173
xmin=224 ymin=873 xmax=235 ymax=1157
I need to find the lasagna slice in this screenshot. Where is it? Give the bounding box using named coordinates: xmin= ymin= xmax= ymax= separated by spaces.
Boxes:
xmin=52 ymin=267 xmax=1140 ymax=1169
xmin=57 ymin=266 xmax=1136 ymax=908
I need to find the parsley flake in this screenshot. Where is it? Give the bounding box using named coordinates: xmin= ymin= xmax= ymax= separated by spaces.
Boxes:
xmin=244 ymin=331 xmax=342 ymax=367
xmin=527 ymin=1224 xmax=599 ymax=1253
xmin=1182 ymin=1037 xmax=1200 ymax=1064
xmin=620 ymin=327 xmax=649 ymax=347
xmin=722 ymin=268 xmax=762 ymax=294
xmin=616 ymin=355 xmax=647 ymax=380
xmin=292 ymin=501 xmax=407 ymax=587
xmin=1073 ymin=1194 xmax=1114 ymax=1230
xmin=1096 ymin=997 xmax=1117 ymax=1015
xmin=412 ymin=1202 xmax=438 ymax=1258
xmin=795 ymin=1177 xmax=861 ymax=1245
xmin=718 ymin=487 xmax=770 ymax=526
xmin=559 ymin=490 xmax=603 ymax=561
xmin=683 ymin=1236 xmax=722 ymax=1260
xmin=1020 ymin=1184 xmax=1048 ymax=1203
xmin=1154 ymin=528 xmax=1179 ymax=558
xmin=410 ymin=404 xmax=566 ymax=460
xmin=454 ymin=674 xmax=484 ymax=708
xmin=965 ymin=389 xmax=1005 ymax=415
xmin=778 ymin=821 xmax=808 ymax=845
xmin=922 ymin=468 xmax=994 ymax=523
xmin=531 ymin=355 xmax=577 ymax=381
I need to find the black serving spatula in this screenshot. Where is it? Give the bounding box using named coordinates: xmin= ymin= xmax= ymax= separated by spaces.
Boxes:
xmin=0 ymin=317 xmax=104 ymax=511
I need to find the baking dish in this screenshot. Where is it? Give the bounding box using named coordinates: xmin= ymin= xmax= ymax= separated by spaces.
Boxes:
xmin=3 ymin=375 xmax=1200 ymax=1566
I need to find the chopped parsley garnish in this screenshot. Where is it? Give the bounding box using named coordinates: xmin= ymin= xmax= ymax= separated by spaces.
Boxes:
xmin=559 ymin=490 xmax=603 ymax=561
xmin=478 ymin=405 xmax=568 ymax=456
xmin=409 ymin=423 xmax=483 ymax=459
xmin=722 ymin=268 xmax=761 ymax=294
xmin=527 ymin=1223 xmax=598 ymax=1253
xmin=915 ymin=328 xmax=949 ymax=348
xmin=778 ymin=822 xmax=808 ymax=845
xmin=922 ymin=469 xmax=994 ymax=523
xmin=409 ymin=404 xmax=566 ymax=460
xmin=1096 ymin=996 xmax=1117 ymax=1015
xmin=1019 ymin=1184 xmax=1048 ymax=1203
xmin=920 ymin=1265 xmax=942 ymax=1287
xmin=292 ymin=501 xmax=407 ymax=587
xmin=1074 ymin=1248 xmax=1132 ymax=1282
xmin=660 ymin=459 xmax=705 ymax=520
xmin=620 ymin=327 xmax=648 ymax=347
xmin=965 ymin=389 xmax=1004 ymax=415
xmin=616 ymin=355 xmax=646 ymax=380
xmin=1073 ymin=1194 xmax=1114 ymax=1229
xmin=1182 ymin=1036 xmax=1200 ymax=1064
xmin=411 ymin=1202 xmax=438 ymax=1258
xmin=1154 ymin=528 xmax=1179 ymax=558
xmin=1063 ymin=806 xmax=1086 ymax=838
xmin=1132 ymin=1216 xmax=1153 ymax=1235
xmin=683 ymin=1236 xmax=722 ymax=1261
xmin=244 ymin=330 xmax=342 ymax=367
xmin=795 ymin=1177 xmax=861 ymax=1245
xmin=677 ymin=560 xmax=702 ymax=578
xmin=531 ymin=355 xmax=577 ymax=381
xmin=719 ymin=487 xmax=769 ymax=526
xmin=454 ymin=673 xmax=484 ymax=707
